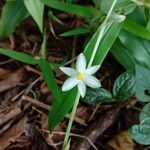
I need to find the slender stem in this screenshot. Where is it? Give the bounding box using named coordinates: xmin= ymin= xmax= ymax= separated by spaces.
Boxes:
xmin=62 ymin=92 xmax=80 ymax=149
xmin=131 ymin=105 xmax=150 ymax=117
xmin=88 ymin=0 xmax=118 ymax=67
xmin=62 ymin=0 xmax=119 ymax=149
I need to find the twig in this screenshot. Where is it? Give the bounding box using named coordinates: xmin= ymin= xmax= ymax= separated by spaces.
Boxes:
xmin=89 ymin=104 xmax=101 ymax=121
xmin=53 ymin=131 xmax=97 ymax=150
xmin=24 ymin=76 xmax=42 ymax=95
xmin=22 ymin=95 xmax=49 ymax=110
xmin=21 ymin=95 xmax=86 ymax=126
xmin=64 ymin=56 xmax=77 ymax=66
xmin=12 ymin=89 xmax=26 ymax=102
xmin=0 ymin=59 xmax=14 ymax=65
xmin=24 ymin=65 xmax=42 ymax=75
xmin=9 ymin=34 xmax=15 ymax=49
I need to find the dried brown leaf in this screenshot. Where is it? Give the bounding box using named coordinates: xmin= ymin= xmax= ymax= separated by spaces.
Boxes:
xmin=0 ymin=68 xmax=26 ymax=93
xmin=107 ymin=131 xmax=135 ymax=150
xmin=0 ymin=107 xmax=21 ymax=126
xmin=0 ymin=68 xmax=11 ymax=79
xmin=0 ymin=116 xmax=28 ymax=150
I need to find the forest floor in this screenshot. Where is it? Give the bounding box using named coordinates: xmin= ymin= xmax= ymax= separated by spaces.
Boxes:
xmin=0 ymin=3 xmax=150 ymax=150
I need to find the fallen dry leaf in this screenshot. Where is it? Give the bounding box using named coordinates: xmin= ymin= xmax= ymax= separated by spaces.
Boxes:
xmin=0 ymin=68 xmax=26 ymax=93
xmin=0 ymin=116 xmax=28 ymax=150
xmin=106 ymin=130 xmax=135 ymax=150
xmin=0 ymin=107 xmax=21 ymax=126
xmin=0 ymin=68 xmax=11 ymax=79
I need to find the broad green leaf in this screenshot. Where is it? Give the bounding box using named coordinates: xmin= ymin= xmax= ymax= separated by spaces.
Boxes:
xmin=101 ymin=0 xmax=135 ymax=15
xmin=146 ymin=19 xmax=150 ymax=31
xmin=111 ymin=39 xmax=135 ymax=71
xmin=81 ymin=88 xmax=112 ymax=104
xmin=140 ymin=103 xmax=150 ymax=122
xmin=126 ymin=7 xmax=147 ymax=26
xmin=119 ymin=30 xmax=150 ymax=69
xmin=84 ymin=22 xmax=122 ymax=65
xmin=113 ymin=71 xmax=135 ymax=101
xmin=24 ymin=0 xmax=44 ymax=33
xmin=40 ymin=0 xmax=102 ymax=18
xmin=60 ymin=26 xmax=91 ymax=37
xmin=123 ymin=18 xmax=150 ymax=40
xmin=0 ymin=48 xmax=39 ymax=65
xmin=135 ymin=64 xmax=150 ymax=102
xmin=129 ymin=117 xmax=150 ymax=145
xmin=39 ymin=59 xmax=61 ymax=101
xmin=0 ymin=0 xmax=28 ymax=37
xmin=49 ymin=88 xmax=77 ymax=132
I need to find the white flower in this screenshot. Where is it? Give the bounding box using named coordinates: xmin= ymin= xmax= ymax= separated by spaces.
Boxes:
xmin=60 ymin=53 xmax=101 ymax=97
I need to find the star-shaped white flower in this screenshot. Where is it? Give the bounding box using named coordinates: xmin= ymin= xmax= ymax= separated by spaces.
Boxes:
xmin=60 ymin=53 xmax=101 ymax=97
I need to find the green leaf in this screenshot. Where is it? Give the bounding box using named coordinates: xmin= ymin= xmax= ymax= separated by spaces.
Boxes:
xmin=111 ymin=39 xmax=135 ymax=71
xmin=123 ymin=18 xmax=150 ymax=40
xmin=81 ymin=88 xmax=113 ymax=104
xmin=49 ymin=87 xmax=77 ymax=132
xmin=135 ymin=64 xmax=150 ymax=102
xmin=0 ymin=48 xmax=39 ymax=65
xmin=146 ymin=19 xmax=150 ymax=31
xmin=113 ymin=71 xmax=135 ymax=101
xmin=140 ymin=103 xmax=150 ymax=122
xmin=0 ymin=0 xmax=28 ymax=37
xmin=119 ymin=30 xmax=150 ymax=69
xmin=39 ymin=59 xmax=61 ymax=101
xmin=129 ymin=117 xmax=150 ymax=145
xmin=101 ymin=0 xmax=135 ymax=15
xmin=40 ymin=0 xmax=101 ymax=18
xmin=24 ymin=0 xmax=44 ymax=33
xmin=48 ymin=11 xmax=64 ymax=25
xmin=84 ymin=22 xmax=122 ymax=65
xmin=60 ymin=26 xmax=91 ymax=37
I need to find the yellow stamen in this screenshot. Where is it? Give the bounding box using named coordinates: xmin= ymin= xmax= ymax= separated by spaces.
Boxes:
xmin=76 ymin=72 xmax=85 ymax=81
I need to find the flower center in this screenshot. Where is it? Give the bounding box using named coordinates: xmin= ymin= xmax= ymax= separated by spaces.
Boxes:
xmin=76 ymin=72 xmax=85 ymax=81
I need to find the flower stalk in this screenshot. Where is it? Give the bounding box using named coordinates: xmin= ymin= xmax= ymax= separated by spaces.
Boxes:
xmin=62 ymin=0 xmax=119 ymax=149
xmin=88 ymin=0 xmax=118 ymax=67
xmin=62 ymin=92 xmax=80 ymax=149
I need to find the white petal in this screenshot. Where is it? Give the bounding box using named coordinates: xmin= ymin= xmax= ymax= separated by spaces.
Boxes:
xmin=60 ymin=67 xmax=76 ymax=76
xmin=76 ymin=53 xmax=86 ymax=72
xmin=85 ymin=65 xmax=100 ymax=75
xmin=78 ymin=82 xmax=86 ymax=97
xmin=84 ymin=76 xmax=101 ymax=88
xmin=62 ymin=76 xmax=79 ymax=91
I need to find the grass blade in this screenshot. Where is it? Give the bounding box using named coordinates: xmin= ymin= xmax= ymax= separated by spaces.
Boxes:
xmin=40 ymin=0 xmax=101 ymax=18
xmin=0 ymin=0 xmax=28 ymax=37
xmin=24 ymin=0 xmax=44 ymax=33
xmin=0 ymin=48 xmax=39 ymax=65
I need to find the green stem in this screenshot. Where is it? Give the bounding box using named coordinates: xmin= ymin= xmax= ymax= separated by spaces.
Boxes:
xmin=88 ymin=0 xmax=118 ymax=67
xmin=131 ymin=105 xmax=150 ymax=117
xmin=62 ymin=0 xmax=119 ymax=149
xmin=62 ymin=92 xmax=80 ymax=149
